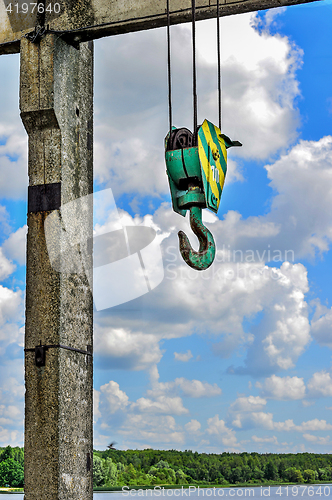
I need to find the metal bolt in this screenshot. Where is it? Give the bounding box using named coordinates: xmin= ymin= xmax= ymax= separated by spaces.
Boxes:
xmin=212 ymin=149 xmax=220 ymax=160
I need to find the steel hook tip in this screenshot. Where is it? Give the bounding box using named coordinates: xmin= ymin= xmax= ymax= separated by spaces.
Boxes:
xmin=178 ymin=206 xmax=216 ymax=271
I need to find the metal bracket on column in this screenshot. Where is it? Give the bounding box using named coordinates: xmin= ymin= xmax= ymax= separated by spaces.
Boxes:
xmin=28 ymin=183 xmax=61 ymax=213
xmin=25 ymin=26 xmax=48 ymax=44
xmin=25 ymin=343 xmax=93 ymax=367
xmin=34 ymin=344 xmax=47 ymax=367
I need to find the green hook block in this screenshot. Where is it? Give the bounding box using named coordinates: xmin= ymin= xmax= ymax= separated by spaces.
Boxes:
xmin=165 ymin=119 xmax=241 ymax=217
xmin=165 ymin=146 xmax=204 ymax=216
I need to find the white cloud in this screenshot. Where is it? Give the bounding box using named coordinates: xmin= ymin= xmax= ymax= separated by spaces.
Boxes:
xmin=0 ymin=55 xmax=20 ymax=122
xmin=119 ymin=414 xmax=185 ymax=446
xmin=0 ymin=248 xmax=15 ymax=281
xmin=225 ymin=159 xmax=244 ymax=184
xmin=302 ymin=400 xmax=315 ymax=407
xmin=197 ymin=11 xmax=302 ymax=159
xmin=0 ymin=285 xmax=23 ymax=340
xmin=254 ymin=7 xmax=287 ymax=32
xmin=95 ymin=131 xmax=167 ymax=199
xmin=206 ymin=415 xmax=232 ymax=435
xmin=0 ymin=55 xmax=28 ymax=201
xmin=173 ymin=378 xmax=221 ymax=398
xmin=0 ymin=377 xmax=24 ymax=401
xmin=94 ymin=370 xmax=191 ymax=448
xmin=0 ymin=404 xmax=21 ymax=421
xmin=146 ymin=365 xmax=222 ymax=400
xmin=215 ymin=210 xmax=280 ymax=246
xmin=303 ymin=434 xmax=330 ymax=445
xmin=95 ymin=375 xmax=188 ymax=446
xmin=0 ymin=426 xmax=22 ymax=447
xmin=100 ymin=381 xmax=129 ymax=414
xmin=0 ymin=364 xmax=24 ymax=447
xmin=94 ymin=327 xmax=163 ymax=371
xmin=185 ymin=419 xmax=201 ymax=434
xmin=206 ymin=415 xmax=239 ymax=449
xmin=93 ymin=389 xmax=101 ymax=422
xmin=225 ymin=261 xmax=310 ymax=375
xmin=0 ymin=135 xmax=28 ymax=200
xmin=273 ymin=419 xmax=295 ymax=432
xmin=311 ymin=302 xmax=332 ymax=348
xmin=134 ymin=369 xmax=221 ymax=416
xmin=94 ymin=28 xmax=171 ymax=199
xmin=220 ymin=20 xmax=302 ymax=160
xmin=131 ymin=395 xmax=188 ymax=415
xmin=262 ymin=305 xmax=309 ymax=371
xmin=2 ymin=226 xmax=27 ymax=266
xmin=228 ymin=411 xmax=332 ymax=434
xmin=252 ymin=435 xmax=278 ymax=444
xmin=257 ymin=374 xmax=306 ymax=400
xmin=0 ymin=205 xmax=10 ymax=233
xmin=307 ymin=371 xmax=332 ymax=398
xmin=274 ymin=419 xmax=332 ymax=432
xmin=230 ymin=396 xmax=267 ymax=412
xmin=95 ymin=368 xmax=221 ymax=447
xmin=265 ymin=136 xmax=332 ymax=259
xmin=298 ymin=420 xmax=332 ymax=432
xmin=174 ymin=350 xmax=193 ymax=362
xmin=232 ymin=412 xmax=274 ymax=430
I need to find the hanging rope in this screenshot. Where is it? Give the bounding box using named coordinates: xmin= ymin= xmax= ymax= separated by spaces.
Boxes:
xmin=217 ymin=0 xmax=222 ymax=130
xmin=166 ymin=0 xmax=220 ymax=144
xmin=166 ymin=0 xmax=172 ymax=140
xmin=192 ymin=0 xmax=197 ymax=143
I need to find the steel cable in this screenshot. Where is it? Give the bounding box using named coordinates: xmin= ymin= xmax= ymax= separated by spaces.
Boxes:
xmin=217 ymin=0 xmax=222 ymax=130
xmin=192 ymin=0 xmax=197 ymax=143
xmin=167 ymin=0 xmax=172 ymax=142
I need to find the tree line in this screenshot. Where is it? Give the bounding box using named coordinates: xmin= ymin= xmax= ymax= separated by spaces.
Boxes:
xmin=0 ymin=446 xmax=24 ymax=487
xmin=0 ymin=445 xmax=332 ymax=489
xmin=93 ymin=448 xmax=332 ymax=488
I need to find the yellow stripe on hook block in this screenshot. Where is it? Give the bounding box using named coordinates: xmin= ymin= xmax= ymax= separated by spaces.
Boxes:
xmin=198 ymin=119 xmax=227 ymax=213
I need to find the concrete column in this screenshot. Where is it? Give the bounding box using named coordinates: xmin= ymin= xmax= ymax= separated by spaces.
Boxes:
xmin=20 ymin=34 xmax=94 ymax=500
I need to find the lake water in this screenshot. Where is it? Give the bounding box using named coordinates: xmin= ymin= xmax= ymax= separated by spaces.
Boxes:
xmin=2 ymin=485 xmax=332 ymax=499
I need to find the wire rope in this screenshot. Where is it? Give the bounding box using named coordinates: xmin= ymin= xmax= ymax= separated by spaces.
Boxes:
xmin=166 ymin=0 xmax=173 ymax=142
xmin=217 ymin=0 xmax=222 ymax=130
xmin=192 ymin=0 xmax=198 ymax=142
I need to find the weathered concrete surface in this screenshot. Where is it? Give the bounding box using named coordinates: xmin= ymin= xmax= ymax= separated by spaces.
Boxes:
xmin=21 ymin=34 xmax=93 ymax=500
xmin=0 ymin=0 xmax=321 ymax=54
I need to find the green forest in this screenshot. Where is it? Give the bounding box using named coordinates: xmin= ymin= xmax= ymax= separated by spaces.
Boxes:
xmin=0 ymin=446 xmax=24 ymax=488
xmin=1 ymin=445 xmax=332 ymax=489
xmin=92 ymin=448 xmax=332 ymax=489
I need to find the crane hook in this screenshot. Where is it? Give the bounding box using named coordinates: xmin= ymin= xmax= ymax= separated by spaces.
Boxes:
xmin=178 ymin=206 xmax=215 ymax=271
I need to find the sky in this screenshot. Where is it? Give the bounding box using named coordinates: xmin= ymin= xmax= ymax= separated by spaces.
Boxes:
xmin=0 ymin=0 xmax=332 ymax=454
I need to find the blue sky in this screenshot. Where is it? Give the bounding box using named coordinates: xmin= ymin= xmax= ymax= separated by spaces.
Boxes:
xmin=0 ymin=0 xmax=332 ymax=453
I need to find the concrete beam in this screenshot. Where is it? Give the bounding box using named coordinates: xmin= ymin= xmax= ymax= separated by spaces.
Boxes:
xmin=0 ymin=0 xmax=321 ymax=54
